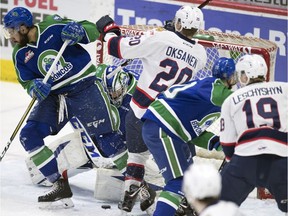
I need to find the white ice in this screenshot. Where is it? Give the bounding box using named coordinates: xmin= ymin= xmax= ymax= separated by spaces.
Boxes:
xmin=0 ymin=81 xmax=285 ymax=216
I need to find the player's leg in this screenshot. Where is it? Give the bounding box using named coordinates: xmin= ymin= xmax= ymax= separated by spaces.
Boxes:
xmin=266 ymin=156 xmax=287 ymax=212
xmin=20 ymin=96 xmax=73 ymax=208
xmin=118 ymin=108 xmax=154 ymax=212
xmin=220 ymin=155 xmax=256 ymax=205
xmin=67 ymin=78 xmax=115 ymax=136
xmin=67 ymin=78 xmax=122 ymax=166
xmin=142 ymin=119 xmax=194 ymax=216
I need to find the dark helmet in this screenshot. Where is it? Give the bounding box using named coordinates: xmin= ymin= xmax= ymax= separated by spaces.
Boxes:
xmin=3 ymin=7 xmax=33 ymax=29
xmin=212 ymin=57 xmax=236 ymax=80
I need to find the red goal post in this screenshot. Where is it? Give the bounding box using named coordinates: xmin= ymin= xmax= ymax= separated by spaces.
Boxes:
xmin=96 ymin=25 xmax=278 ymax=82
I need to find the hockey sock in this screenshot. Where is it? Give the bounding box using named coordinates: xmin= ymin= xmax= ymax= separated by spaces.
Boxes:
xmin=30 ymin=146 xmax=60 ymax=183
xmin=153 ymin=190 xmax=182 ymax=216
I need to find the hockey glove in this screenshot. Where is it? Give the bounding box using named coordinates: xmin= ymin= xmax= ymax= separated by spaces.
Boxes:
xmin=61 ymin=21 xmax=85 ymax=45
xmin=29 ymin=78 xmax=51 ymax=102
xmin=96 ymin=15 xmax=121 ymax=39
xmin=164 ymin=19 xmax=175 ymax=32
xmin=209 ymin=135 xmax=221 ymax=151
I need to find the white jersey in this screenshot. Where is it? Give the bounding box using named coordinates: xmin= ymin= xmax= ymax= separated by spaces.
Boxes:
xmin=106 ymin=30 xmax=207 ymax=118
xmin=220 ymin=81 xmax=288 ymax=158
xmin=200 ymin=201 xmax=244 ymax=216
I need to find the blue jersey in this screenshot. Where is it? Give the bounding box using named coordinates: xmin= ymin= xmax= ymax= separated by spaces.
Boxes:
xmin=142 ymin=77 xmax=232 ymax=143
xmin=12 ymin=14 xmax=99 ymax=94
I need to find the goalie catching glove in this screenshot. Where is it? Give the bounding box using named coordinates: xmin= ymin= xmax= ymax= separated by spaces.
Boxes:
xmin=28 ymin=78 xmax=51 ymax=102
xmin=96 ymin=15 xmax=121 ymax=40
xmin=61 ymin=21 xmax=85 ymax=45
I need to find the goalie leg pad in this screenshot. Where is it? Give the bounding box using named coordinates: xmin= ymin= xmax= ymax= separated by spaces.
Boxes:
xmin=26 ymin=131 xmax=89 ymax=186
xmin=49 ymin=131 xmax=89 ymax=173
xmin=94 ymin=168 xmax=124 ymax=202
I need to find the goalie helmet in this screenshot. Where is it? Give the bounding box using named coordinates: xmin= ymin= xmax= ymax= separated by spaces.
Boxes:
xmin=183 ymin=163 xmax=221 ymax=202
xmin=103 ymin=65 xmax=130 ymax=108
xmin=236 ymin=54 xmax=267 ymax=85
xmin=3 ymin=7 xmax=33 ymax=29
xmin=174 ymin=6 xmax=203 ymax=30
xmin=212 ymin=57 xmax=236 ymax=80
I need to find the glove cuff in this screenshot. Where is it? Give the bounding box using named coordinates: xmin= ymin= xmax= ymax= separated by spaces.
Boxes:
xmin=104 ymin=23 xmax=121 ymax=36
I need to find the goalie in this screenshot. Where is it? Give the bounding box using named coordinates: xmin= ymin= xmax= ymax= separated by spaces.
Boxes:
xmin=26 ymin=63 xmax=140 ymax=195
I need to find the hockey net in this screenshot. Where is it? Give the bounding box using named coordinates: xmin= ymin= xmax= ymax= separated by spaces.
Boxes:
xmin=96 ymin=25 xmax=278 ymax=199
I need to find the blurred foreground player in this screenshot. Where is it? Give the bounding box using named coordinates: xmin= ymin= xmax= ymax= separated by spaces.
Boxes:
xmin=183 ymin=163 xmax=244 ymax=216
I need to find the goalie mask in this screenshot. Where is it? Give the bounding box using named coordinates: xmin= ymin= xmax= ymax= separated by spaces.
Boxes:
xmin=103 ymin=66 xmax=130 ymax=108
xmin=236 ymin=54 xmax=267 ymax=86
xmin=174 ymin=6 xmax=204 ymax=31
xmin=3 ymin=7 xmax=33 ymax=39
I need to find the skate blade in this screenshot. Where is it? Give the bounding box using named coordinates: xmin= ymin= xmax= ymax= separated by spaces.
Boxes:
xmin=39 ymin=198 xmax=74 ymax=209
xmin=145 ymin=202 xmax=156 ymax=216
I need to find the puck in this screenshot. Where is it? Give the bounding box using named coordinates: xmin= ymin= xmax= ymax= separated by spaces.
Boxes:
xmin=101 ymin=205 xmax=111 ymax=209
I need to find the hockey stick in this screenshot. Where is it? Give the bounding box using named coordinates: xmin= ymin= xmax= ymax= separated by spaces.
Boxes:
xmin=198 ymin=0 xmax=212 ymax=9
xmin=0 ymin=40 xmax=69 ymax=162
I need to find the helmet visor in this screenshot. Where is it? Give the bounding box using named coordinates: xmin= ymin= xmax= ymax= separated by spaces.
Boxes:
xmin=2 ymin=26 xmax=18 ymax=39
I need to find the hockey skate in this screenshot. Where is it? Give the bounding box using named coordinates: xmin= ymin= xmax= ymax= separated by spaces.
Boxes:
xmin=174 ymin=197 xmax=198 ymax=216
xmin=118 ymin=181 xmax=157 ymax=214
xmin=139 ymin=181 xmax=156 ymax=212
xmin=38 ymin=178 xmax=74 ymax=209
xmin=118 ymin=184 xmax=141 ymax=212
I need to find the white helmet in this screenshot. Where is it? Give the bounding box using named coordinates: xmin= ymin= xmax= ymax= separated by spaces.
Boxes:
xmin=174 ymin=6 xmax=204 ymax=30
xmin=236 ymin=54 xmax=267 ymax=85
xmin=183 ymin=163 xmax=221 ymax=202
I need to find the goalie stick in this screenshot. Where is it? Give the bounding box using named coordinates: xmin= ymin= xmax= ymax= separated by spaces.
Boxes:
xmin=0 ymin=40 xmax=69 ymax=162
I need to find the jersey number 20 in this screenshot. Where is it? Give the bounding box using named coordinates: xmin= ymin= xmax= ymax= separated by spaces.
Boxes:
xmin=149 ymin=59 xmax=193 ymax=93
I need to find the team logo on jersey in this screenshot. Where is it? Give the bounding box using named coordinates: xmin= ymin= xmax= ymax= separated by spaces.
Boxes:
xmin=190 ymin=113 xmax=220 ymax=136
xmin=53 ymin=15 xmax=62 ymax=21
xmin=24 ymin=50 xmax=34 ymax=63
xmin=38 ymin=50 xmax=73 ymax=82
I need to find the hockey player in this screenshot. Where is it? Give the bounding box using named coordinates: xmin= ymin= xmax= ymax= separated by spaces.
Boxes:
xmin=94 ymin=63 xmax=138 ymax=173
xmin=219 ymin=54 xmax=288 ymax=213
xmin=183 ymin=163 xmax=244 ymax=216
xmin=141 ymin=57 xmax=237 ymax=216
xmin=26 ymin=64 xmax=138 ymax=187
xmin=96 ymin=5 xmax=207 ymax=213
xmin=3 ymin=7 xmax=122 ymax=208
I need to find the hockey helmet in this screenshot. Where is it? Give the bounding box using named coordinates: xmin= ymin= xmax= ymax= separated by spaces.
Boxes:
xmin=3 ymin=7 xmax=33 ymax=29
xmin=103 ymin=65 xmax=130 ymax=107
xmin=183 ymin=163 xmax=221 ymax=202
xmin=212 ymin=57 xmax=236 ymax=80
xmin=174 ymin=6 xmax=203 ymax=30
xmin=236 ymin=54 xmax=267 ymax=85
xmin=3 ymin=7 xmax=33 ymax=39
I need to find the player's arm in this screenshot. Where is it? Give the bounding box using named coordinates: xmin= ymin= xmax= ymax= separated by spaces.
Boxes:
xmin=211 ymin=79 xmax=233 ymax=106
xmin=219 ymin=98 xmax=237 ymax=161
xmin=190 ymin=131 xmax=221 ymax=151
xmin=96 ymin=15 xmax=157 ymax=60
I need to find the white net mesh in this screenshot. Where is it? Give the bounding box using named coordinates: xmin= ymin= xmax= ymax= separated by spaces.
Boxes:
xmin=97 ymin=25 xmax=278 ymax=82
